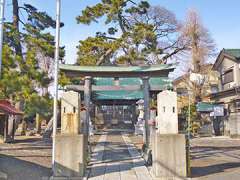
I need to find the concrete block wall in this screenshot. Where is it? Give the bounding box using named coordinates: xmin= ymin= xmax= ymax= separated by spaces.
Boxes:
xmin=53 ymin=134 xmax=86 ymax=177
xmin=229 ymin=112 xmax=240 ymax=138
xmin=151 ymin=133 xmax=187 ymax=179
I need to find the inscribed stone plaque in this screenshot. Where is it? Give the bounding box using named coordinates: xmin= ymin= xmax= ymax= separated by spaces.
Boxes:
xmin=61 ymin=91 xmax=81 ymax=134
xmin=156 ymin=90 xmax=178 ymax=134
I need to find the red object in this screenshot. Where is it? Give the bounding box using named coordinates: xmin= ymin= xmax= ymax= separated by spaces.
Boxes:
xmin=148 ymin=119 xmax=156 ymax=126
xmin=0 ymin=100 xmax=23 ymax=115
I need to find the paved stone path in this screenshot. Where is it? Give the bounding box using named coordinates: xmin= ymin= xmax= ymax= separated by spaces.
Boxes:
xmin=88 ymin=130 xmax=152 ymax=180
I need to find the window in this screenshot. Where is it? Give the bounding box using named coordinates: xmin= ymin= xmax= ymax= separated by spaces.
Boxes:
xmin=222 ymin=69 xmax=234 ymax=84
xmin=211 ymin=85 xmax=219 ymax=93
xmin=176 ymin=88 xmax=188 ymax=96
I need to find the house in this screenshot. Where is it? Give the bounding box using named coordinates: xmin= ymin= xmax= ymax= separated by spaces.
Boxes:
xmin=173 ymin=65 xmax=219 ymax=133
xmin=173 ymin=64 xmax=219 ymax=113
xmin=211 ymin=49 xmax=240 ymax=137
xmin=0 ymin=100 xmax=23 ymax=143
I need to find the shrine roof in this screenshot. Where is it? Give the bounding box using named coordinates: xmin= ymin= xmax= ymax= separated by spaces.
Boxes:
xmin=0 ymin=100 xmax=23 ymax=115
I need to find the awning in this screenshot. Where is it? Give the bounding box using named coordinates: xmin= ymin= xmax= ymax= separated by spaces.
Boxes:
xmin=0 ymin=100 xmax=23 ymax=115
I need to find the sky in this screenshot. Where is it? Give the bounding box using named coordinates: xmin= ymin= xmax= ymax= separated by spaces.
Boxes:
xmin=5 ymin=0 xmax=240 ymax=65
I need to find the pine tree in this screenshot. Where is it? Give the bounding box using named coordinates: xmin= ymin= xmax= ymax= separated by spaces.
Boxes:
xmin=1 ymin=1 xmax=65 ymax=122
xmin=76 ymin=0 xmax=186 ymax=65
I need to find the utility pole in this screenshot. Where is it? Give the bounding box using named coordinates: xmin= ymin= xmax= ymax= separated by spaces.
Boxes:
xmin=52 ymin=0 xmax=61 ymax=169
xmin=188 ymin=87 xmax=191 ymax=140
xmin=0 ymin=0 xmax=5 ymax=77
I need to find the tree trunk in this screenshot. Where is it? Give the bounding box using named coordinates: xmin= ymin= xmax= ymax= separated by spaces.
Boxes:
xmin=12 ymin=0 xmax=22 ymax=56
xmin=20 ymin=119 xmax=27 ymax=135
xmin=191 ymin=36 xmax=201 ymax=73
xmin=36 ymin=113 xmax=41 ymax=134
xmin=12 ymin=0 xmax=25 ymax=133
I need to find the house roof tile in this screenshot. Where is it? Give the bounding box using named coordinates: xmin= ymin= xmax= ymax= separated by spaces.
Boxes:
xmin=0 ymin=100 xmax=23 ymax=115
xmin=224 ymin=49 xmax=240 ymax=59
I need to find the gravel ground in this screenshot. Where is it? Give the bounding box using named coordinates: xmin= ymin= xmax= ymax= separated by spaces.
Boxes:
xmin=0 ymin=136 xmax=52 ymax=180
xmin=1 ymin=134 xmax=240 ymax=180
xmin=0 ymin=132 xmax=118 ymax=180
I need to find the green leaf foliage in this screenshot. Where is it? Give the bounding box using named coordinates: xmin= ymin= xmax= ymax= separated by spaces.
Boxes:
xmin=76 ymin=0 xmax=185 ymax=65
xmin=24 ymin=93 xmax=53 ymax=120
xmin=1 ymin=1 xmax=65 ymax=120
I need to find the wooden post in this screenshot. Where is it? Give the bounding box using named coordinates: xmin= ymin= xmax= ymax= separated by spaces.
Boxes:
xmin=131 ymin=104 xmax=136 ymax=127
xmin=12 ymin=118 xmax=15 ymax=141
xmin=142 ymin=76 xmax=150 ymax=148
xmin=92 ymin=104 xmax=95 ymax=123
xmin=4 ymin=115 xmax=8 ymax=142
xmin=84 ymin=76 xmax=91 ymax=137
xmin=7 ymin=115 xmax=14 ymax=142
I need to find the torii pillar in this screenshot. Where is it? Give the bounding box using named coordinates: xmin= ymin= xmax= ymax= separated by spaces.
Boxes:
xmin=142 ymin=76 xmax=150 ymax=148
xmin=84 ymin=76 xmax=92 ymax=139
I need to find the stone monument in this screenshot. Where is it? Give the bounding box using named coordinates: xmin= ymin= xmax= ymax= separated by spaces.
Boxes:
xmin=152 ymin=90 xmax=187 ymax=179
xmin=156 ymin=90 xmax=178 ymax=134
xmin=53 ymin=91 xmax=86 ymax=178
xmin=61 ymin=91 xmax=81 ymax=134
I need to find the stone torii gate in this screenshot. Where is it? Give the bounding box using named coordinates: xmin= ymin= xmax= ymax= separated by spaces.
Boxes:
xmin=61 ymin=64 xmax=175 ymax=143
xmin=53 ymin=64 xmax=176 ymax=178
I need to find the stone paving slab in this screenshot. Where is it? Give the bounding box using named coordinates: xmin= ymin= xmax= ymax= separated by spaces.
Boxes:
xmin=88 ymin=134 xmax=107 ymax=180
xmin=122 ymin=134 xmax=153 ymax=180
xmin=88 ymin=131 xmax=152 ymax=180
xmin=119 ymin=160 xmax=138 ymax=180
xmin=104 ymin=162 xmax=120 ymax=180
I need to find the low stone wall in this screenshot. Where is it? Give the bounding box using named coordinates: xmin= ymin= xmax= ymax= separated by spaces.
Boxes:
xmin=151 ymin=133 xmax=187 ymax=179
xmin=229 ymin=112 xmax=240 ymax=138
xmin=53 ymin=134 xmax=86 ymax=178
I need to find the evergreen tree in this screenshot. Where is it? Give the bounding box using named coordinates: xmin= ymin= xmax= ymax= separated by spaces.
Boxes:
xmin=76 ymin=0 xmax=186 ymax=65
xmin=1 ymin=1 xmax=65 ymax=121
